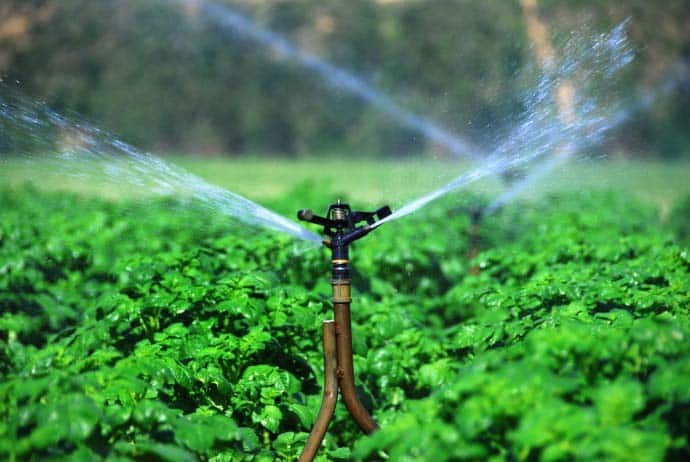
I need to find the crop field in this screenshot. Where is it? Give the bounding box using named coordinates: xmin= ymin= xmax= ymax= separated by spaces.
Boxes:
xmin=5 ymin=156 xmax=690 ymax=211
xmin=3 ymin=0 xmax=690 ymax=459
xmin=1 ymin=159 xmax=690 ymax=461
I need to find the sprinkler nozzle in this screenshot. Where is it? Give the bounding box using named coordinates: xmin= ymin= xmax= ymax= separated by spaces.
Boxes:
xmin=298 ymin=209 xmax=314 ymax=221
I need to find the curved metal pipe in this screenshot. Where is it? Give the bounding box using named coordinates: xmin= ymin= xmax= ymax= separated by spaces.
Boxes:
xmin=299 ymin=321 xmax=338 ymax=462
xmin=334 ymin=303 xmax=378 ymax=434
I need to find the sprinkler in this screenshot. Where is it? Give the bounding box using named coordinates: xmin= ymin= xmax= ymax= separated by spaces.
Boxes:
xmin=296 ymin=200 xmax=391 ymax=462
xmin=468 ymin=207 xmax=482 ymax=275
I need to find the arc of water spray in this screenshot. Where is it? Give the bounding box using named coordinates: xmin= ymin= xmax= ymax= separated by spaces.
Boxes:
xmin=374 ymin=19 xmax=640 ymax=227
xmin=0 ymin=86 xmax=322 ymax=243
xmin=484 ymin=30 xmax=687 ymax=216
xmin=172 ymin=0 xmax=483 ymax=161
xmin=371 ymin=144 xmax=543 ymax=228
xmin=374 ymin=104 xmax=608 ymax=227
xmin=483 ymin=0 xmax=577 ymax=217
xmin=179 ymin=2 xmax=650 ymax=228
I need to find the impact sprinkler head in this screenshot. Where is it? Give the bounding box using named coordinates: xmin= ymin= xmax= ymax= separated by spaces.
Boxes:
xmin=298 ymin=200 xmax=392 ymax=265
xmin=297 ymin=199 xmax=392 ymax=299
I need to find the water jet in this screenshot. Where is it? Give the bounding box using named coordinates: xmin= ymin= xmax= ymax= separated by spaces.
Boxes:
xmin=0 ymin=85 xmax=320 ymax=243
xmin=171 ymin=0 xmax=482 ymax=161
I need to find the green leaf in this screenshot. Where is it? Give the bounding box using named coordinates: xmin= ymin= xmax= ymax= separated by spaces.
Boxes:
xmin=253 ymin=405 xmax=282 ymax=433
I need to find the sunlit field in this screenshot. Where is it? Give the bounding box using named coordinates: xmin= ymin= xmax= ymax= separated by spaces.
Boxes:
xmin=4 ymin=155 xmax=690 ymax=212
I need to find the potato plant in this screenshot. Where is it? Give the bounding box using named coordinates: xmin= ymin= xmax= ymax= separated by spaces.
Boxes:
xmin=1 ymin=187 xmax=689 ymax=461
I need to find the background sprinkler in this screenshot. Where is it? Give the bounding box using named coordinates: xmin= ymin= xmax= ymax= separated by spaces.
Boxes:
xmin=448 ymin=204 xmax=483 ymax=275
xmin=468 ymin=207 xmax=483 ymax=275
xmin=296 ymin=200 xmax=392 ymax=462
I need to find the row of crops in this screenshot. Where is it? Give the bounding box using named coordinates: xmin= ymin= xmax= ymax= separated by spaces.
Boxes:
xmin=1 ymin=186 xmax=689 ymax=461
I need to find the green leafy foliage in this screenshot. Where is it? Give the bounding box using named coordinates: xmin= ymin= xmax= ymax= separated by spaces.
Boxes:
xmin=1 ymin=186 xmax=689 ymax=460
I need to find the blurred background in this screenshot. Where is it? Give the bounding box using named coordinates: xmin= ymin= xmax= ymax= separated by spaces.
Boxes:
xmin=1 ymin=0 xmax=688 ymax=159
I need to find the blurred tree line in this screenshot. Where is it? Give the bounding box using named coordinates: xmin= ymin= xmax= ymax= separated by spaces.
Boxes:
xmin=1 ymin=0 xmax=688 ymax=157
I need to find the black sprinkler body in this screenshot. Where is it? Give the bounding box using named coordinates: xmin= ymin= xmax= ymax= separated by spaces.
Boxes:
xmin=298 ymin=201 xmax=392 ymax=281
xmin=295 ymin=200 xmax=391 ymax=462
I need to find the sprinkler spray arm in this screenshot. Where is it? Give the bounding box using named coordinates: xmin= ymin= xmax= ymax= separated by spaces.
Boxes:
xmin=298 ymin=202 xmax=391 ymax=246
xmin=296 ymin=200 xmax=391 ymax=462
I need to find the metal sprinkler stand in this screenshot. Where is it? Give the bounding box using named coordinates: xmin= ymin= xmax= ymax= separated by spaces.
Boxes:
xmin=296 ymin=200 xmax=391 ymax=462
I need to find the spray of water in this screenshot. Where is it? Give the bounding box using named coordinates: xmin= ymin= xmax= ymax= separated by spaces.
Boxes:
xmin=170 ymin=0 xmax=482 ymax=161
xmin=0 ymin=15 xmax=653 ymax=239
xmin=483 ymin=78 xmax=678 ymax=216
xmin=0 ymin=86 xmax=321 ymax=243
xmin=483 ymin=154 xmax=569 ymax=217
xmin=374 ymin=20 xmax=635 ymax=228
xmin=483 ymin=26 xmax=685 ymax=216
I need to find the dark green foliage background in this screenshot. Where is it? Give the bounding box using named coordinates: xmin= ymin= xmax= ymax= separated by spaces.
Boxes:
xmin=2 ymin=0 xmax=689 ymax=157
xmin=1 ymin=186 xmax=689 ymax=461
